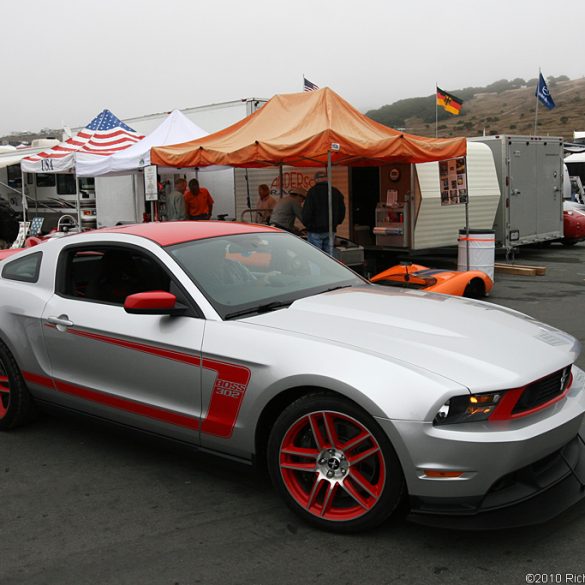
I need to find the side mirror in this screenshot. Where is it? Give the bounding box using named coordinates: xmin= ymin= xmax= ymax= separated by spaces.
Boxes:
xmin=124 ymin=291 xmax=187 ymax=316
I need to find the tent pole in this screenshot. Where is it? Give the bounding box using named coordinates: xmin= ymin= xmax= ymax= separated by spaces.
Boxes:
xmin=409 ymin=163 xmax=415 ymax=248
xmin=21 ymin=169 xmax=27 ymax=223
xmin=244 ymin=169 xmax=251 ymax=208
xmin=74 ymin=171 xmax=82 ymax=229
xmin=465 ymin=197 xmax=470 ymax=271
xmin=327 ymin=150 xmax=333 ymax=256
xmin=279 ymin=164 xmax=284 ymax=198
xmin=132 ymin=174 xmax=139 ymax=223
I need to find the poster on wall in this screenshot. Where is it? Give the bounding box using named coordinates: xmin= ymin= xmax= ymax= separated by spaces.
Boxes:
xmin=439 ymin=157 xmax=467 ymax=206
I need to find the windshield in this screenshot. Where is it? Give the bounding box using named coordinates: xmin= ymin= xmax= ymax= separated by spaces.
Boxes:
xmin=166 ymin=232 xmax=365 ymax=319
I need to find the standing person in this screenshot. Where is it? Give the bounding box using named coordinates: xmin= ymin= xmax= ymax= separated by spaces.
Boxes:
xmin=255 ymin=184 xmax=277 ymax=224
xmin=269 ymin=188 xmax=306 ymax=233
xmin=166 ymin=177 xmax=188 ymax=221
xmin=185 ymin=178 xmax=214 ymax=220
xmin=302 ymin=171 xmax=345 ymax=253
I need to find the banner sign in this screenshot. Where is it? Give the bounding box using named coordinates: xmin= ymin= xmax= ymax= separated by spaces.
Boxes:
xmin=439 ymin=157 xmax=468 ymax=206
xmin=144 ymin=165 xmax=158 ymax=201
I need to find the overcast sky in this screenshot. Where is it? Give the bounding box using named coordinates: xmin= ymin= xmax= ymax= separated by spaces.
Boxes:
xmin=1 ymin=0 xmax=582 ymax=136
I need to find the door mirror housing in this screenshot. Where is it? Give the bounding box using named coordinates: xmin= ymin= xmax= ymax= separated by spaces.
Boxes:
xmin=124 ymin=291 xmax=187 ymax=316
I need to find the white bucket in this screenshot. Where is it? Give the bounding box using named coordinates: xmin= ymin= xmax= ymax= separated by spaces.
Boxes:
xmin=457 ymin=229 xmax=495 ymax=281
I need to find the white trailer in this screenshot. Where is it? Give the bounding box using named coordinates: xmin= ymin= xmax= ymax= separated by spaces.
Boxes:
xmin=343 ymin=141 xmax=501 ymax=251
xmin=470 ymin=135 xmax=564 ymax=250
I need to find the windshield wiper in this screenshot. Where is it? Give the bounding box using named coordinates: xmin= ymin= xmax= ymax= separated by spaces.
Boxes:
xmin=317 ymin=284 xmax=354 ymax=294
xmin=224 ymin=300 xmax=293 ymax=320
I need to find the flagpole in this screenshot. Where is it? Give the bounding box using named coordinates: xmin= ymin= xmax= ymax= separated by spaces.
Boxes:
xmin=534 ymin=68 xmax=540 ymax=136
xmin=435 ymin=82 xmax=438 ymax=138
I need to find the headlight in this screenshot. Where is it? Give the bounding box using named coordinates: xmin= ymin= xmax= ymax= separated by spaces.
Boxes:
xmin=434 ymin=392 xmax=504 ymax=425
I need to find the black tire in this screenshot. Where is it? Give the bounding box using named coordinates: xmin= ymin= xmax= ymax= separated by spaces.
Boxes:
xmin=267 ymin=392 xmax=405 ymax=533
xmin=463 ymin=278 xmax=485 ymax=299
xmin=562 ymin=239 xmax=578 ymax=247
xmin=0 ymin=340 xmax=36 ymax=430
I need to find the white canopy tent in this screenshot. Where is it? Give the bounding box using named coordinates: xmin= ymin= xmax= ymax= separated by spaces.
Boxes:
xmin=73 ymin=109 xmax=213 ymax=225
xmin=75 ymin=110 xmax=208 ymax=177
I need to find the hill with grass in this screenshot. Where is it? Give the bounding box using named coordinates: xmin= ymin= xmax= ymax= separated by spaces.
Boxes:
xmin=366 ymin=76 xmax=585 ymax=141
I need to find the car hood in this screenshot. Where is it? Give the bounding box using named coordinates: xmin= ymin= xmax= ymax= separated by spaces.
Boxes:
xmin=246 ymin=286 xmax=579 ymax=391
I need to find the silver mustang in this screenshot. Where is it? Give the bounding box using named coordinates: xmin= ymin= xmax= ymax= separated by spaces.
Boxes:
xmin=1 ymin=222 xmax=584 ymax=532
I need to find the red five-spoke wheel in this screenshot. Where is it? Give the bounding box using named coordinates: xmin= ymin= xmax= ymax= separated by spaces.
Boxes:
xmin=0 ymin=340 xmax=36 ymax=430
xmin=268 ymin=393 xmax=404 ymax=532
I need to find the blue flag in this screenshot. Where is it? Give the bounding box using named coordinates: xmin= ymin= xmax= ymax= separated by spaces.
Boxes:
xmin=535 ymin=73 xmax=556 ymax=109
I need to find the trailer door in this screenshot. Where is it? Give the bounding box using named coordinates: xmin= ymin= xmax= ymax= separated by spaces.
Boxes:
xmin=508 ymin=140 xmax=538 ymax=240
xmin=536 ymin=141 xmax=563 ymax=236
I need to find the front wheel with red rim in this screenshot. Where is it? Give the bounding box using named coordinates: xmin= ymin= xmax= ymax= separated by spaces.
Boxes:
xmin=267 ymin=393 xmax=404 ymax=532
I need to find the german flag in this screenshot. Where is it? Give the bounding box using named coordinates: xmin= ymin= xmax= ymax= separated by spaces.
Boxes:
xmin=437 ymin=87 xmax=463 ymax=115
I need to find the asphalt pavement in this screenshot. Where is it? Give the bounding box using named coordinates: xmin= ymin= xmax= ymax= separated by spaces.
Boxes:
xmin=2 ymin=242 xmax=585 ymax=585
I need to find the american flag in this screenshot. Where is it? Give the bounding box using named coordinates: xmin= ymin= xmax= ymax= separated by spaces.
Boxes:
xmin=22 ymin=109 xmax=143 ymax=172
xmin=303 ymin=77 xmax=319 ymax=92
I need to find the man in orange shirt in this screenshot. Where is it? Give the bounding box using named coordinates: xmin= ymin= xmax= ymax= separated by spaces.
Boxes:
xmin=184 ymin=178 xmax=214 ymax=220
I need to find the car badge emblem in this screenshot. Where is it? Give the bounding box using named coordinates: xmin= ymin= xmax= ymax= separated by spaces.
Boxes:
xmin=560 ymin=368 xmax=570 ymax=391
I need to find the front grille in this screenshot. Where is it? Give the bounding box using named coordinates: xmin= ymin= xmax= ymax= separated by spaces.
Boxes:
xmin=512 ymin=366 xmax=572 ymax=414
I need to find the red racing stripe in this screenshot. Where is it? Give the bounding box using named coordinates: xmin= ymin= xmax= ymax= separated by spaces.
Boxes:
xmin=53 ymin=378 xmax=200 ymax=430
xmin=66 ymin=328 xmax=202 ymax=366
xmin=36 ymin=326 xmax=252 ymax=438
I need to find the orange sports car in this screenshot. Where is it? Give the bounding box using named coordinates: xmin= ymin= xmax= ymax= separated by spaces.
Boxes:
xmin=371 ymin=262 xmax=493 ymax=298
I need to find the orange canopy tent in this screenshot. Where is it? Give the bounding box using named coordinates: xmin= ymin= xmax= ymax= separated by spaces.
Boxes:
xmin=150 ymin=87 xmax=466 ymax=169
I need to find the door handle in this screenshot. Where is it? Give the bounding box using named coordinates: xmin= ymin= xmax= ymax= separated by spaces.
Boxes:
xmin=47 ymin=315 xmax=74 ymax=328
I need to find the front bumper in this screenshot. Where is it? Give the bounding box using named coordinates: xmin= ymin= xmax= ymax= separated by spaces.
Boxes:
xmin=376 ymin=366 xmax=585 ymax=528
xmin=409 ymin=433 xmax=585 ymax=529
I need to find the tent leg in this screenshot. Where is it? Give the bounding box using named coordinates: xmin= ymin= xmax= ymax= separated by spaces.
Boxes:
xmin=279 ymin=164 xmax=284 ymax=199
xmin=132 ymin=174 xmax=139 ymax=223
xmin=327 ymin=150 xmax=333 ymax=256
xmin=21 ymin=169 xmax=27 ymax=223
xmin=75 ymin=172 xmax=82 ymax=229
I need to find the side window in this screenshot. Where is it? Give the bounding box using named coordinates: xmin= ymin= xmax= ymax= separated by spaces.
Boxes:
xmin=60 ymin=247 xmax=174 ymax=305
xmin=36 ymin=173 xmax=56 ymax=187
xmin=56 ymin=174 xmax=77 ymax=195
xmin=2 ymin=252 xmax=42 ymax=283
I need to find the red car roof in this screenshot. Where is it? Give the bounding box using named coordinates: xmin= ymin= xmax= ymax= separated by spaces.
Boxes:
xmin=98 ymin=221 xmax=280 ymax=246
xmin=0 ymin=249 xmax=23 ymax=261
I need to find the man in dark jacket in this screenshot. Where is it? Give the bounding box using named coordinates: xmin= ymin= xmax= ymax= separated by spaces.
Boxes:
xmin=301 ymin=171 xmax=345 ymax=254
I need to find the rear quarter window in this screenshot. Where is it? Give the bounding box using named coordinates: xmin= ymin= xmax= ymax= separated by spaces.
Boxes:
xmin=1 ymin=252 xmax=43 ymax=283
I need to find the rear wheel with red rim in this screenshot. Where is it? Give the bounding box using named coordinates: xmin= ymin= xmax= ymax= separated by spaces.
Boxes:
xmin=267 ymin=393 xmax=404 ymax=532
xmin=0 ymin=340 xmax=35 ymax=430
